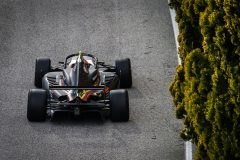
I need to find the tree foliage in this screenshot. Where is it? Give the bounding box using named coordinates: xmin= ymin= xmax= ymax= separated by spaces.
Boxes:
xmin=169 ymin=0 xmax=240 ymax=159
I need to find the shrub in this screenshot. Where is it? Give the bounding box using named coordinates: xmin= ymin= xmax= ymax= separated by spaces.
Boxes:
xmin=169 ymin=0 xmax=240 ymax=159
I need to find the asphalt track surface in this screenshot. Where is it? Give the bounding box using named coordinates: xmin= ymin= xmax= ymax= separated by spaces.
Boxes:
xmin=0 ymin=0 xmax=184 ymax=159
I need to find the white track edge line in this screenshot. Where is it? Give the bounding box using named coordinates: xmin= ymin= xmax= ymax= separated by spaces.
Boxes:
xmin=168 ymin=1 xmax=192 ymax=160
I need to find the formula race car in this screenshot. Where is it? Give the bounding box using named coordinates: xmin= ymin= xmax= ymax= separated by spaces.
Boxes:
xmin=27 ymin=52 xmax=132 ymax=122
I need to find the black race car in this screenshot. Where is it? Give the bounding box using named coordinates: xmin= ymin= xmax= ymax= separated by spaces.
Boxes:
xmin=27 ymin=52 xmax=132 ymax=122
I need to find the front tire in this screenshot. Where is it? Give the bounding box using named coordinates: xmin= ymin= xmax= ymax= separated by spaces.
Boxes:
xmin=35 ymin=58 xmax=51 ymax=88
xmin=110 ymin=89 xmax=129 ymax=122
xmin=115 ymin=58 xmax=132 ymax=88
xmin=27 ymin=89 xmax=47 ymax=122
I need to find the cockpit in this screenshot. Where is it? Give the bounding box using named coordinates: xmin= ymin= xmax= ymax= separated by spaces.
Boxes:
xmin=63 ymin=52 xmax=99 ymax=87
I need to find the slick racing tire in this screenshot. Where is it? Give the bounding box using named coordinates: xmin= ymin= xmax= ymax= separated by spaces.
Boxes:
xmin=35 ymin=58 xmax=51 ymax=88
xmin=110 ymin=89 xmax=129 ymax=122
xmin=115 ymin=58 xmax=132 ymax=88
xmin=27 ymin=89 xmax=47 ymax=122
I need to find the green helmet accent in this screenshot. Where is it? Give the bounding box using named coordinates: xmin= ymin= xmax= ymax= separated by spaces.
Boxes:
xmin=78 ymin=51 xmax=83 ymax=60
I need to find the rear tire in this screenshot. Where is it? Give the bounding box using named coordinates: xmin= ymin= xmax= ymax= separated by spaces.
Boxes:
xmin=35 ymin=58 xmax=51 ymax=88
xmin=110 ymin=89 xmax=129 ymax=122
xmin=115 ymin=58 xmax=132 ymax=88
xmin=27 ymin=89 xmax=47 ymax=122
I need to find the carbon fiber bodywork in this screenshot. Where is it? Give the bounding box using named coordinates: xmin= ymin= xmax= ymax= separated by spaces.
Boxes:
xmin=42 ymin=53 xmax=120 ymax=117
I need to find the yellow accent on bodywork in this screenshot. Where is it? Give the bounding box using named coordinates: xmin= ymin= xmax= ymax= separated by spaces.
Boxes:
xmin=79 ymin=90 xmax=91 ymax=99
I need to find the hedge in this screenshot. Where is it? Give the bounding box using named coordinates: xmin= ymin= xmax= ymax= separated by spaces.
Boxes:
xmin=169 ymin=0 xmax=240 ymax=159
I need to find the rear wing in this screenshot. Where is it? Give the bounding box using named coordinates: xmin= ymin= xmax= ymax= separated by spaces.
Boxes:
xmin=49 ymin=85 xmax=108 ymax=102
xmin=49 ymin=86 xmax=105 ymax=90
